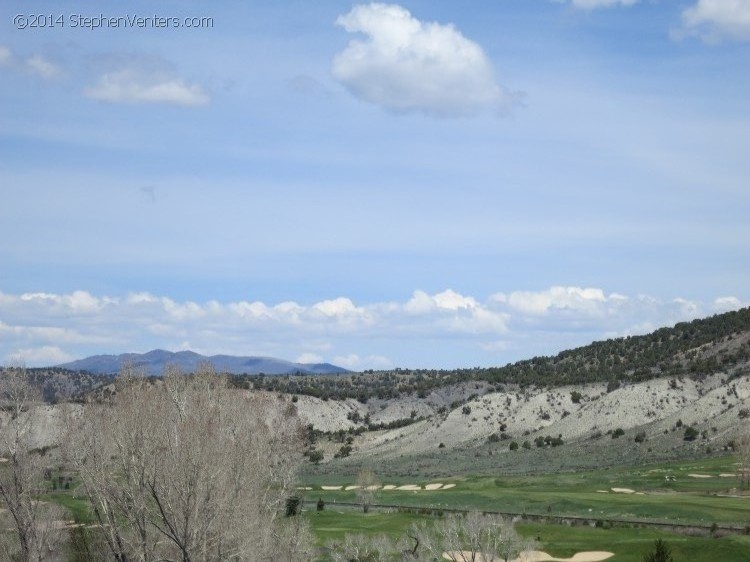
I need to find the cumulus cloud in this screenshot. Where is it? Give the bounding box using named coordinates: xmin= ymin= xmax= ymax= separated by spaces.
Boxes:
xmin=559 ymin=0 xmax=639 ymax=9
xmin=406 ymin=289 xmax=478 ymax=314
xmin=0 ymin=287 xmax=745 ymax=369
xmin=680 ymin=0 xmax=750 ymax=42
xmin=332 ymin=3 xmax=512 ymax=116
xmin=85 ymin=59 xmax=209 ymax=106
xmin=498 ymin=286 xmax=625 ymax=316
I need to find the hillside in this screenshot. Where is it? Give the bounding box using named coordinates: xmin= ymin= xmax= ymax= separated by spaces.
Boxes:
xmin=6 ymin=307 xmax=749 ymax=477
xmin=248 ymin=307 xmax=750 ymax=400
xmin=297 ymin=372 xmax=750 ymax=476
xmin=285 ymin=307 xmax=750 ymax=475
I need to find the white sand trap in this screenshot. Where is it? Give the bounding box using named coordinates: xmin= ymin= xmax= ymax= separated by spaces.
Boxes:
xmin=635 ymin=492 xmax=645 ymax=495
xmin=441 ymin=483 xmax=456 ymax=489
xmin=518 ymin=551 xmax=615 ymax=562
xmin=365 ymin=485 xmax=381 ymax=491
xmin=425 ymin=483 xmax=444 ymax=490
xmin=344 ymin=485 xmax=361 ymax=491
xmin=382 ymin=485 xmax=397 ymax=490
xmin=321 ymin=485 xmax=342 ymax=490
xmin=396 ymin=484 xmax=422 ymax=491
xmin=688 ymin=474 xmax=713 ymax=478
xmin=596 ymin=490 xmax=609 ymax=493
xmin=296 ymin=486 xmax=313 ymax=490
xmin=444 ymin=551 xmax=613 ymax=562
xmin=611 ymin=488 xmax=635 ymax=494
xmin=720 ymin=473 xmax=736 ymax=478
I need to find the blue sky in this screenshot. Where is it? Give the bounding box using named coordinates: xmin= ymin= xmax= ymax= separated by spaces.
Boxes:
xmin=1 ymin=0 xmax=749 ymax=369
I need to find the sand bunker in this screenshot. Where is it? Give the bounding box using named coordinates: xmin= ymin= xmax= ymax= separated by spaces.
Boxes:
xmin=688 ymin=474 xmax=713 ymax=478
xmin=720 ymin=473 xmax=736 ymax=477
xmin=443 ymin=551 xmax=614 ymax=562
xmin=519 ymin=552 xmax=615 ymax=562
xmin=611 ymin=488 xmax=635 ymax=494
xmin=296 ymin=486 xmax=313 ymax=490
xmin=325 ymin=482 xmax=455 ymax=492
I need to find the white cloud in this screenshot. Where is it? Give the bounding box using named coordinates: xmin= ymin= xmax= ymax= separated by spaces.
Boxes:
xmin=25 ymin=55 xmax=62 ymax=79
xmin=503 ymin=286 xmax=618 ymax=315
xmin=406 ymin=289 xmax=477 ymax=313
xmin=332 ymin=3 xmax=511 ymax=116
xmin=680 ymin=0 xmax=750 ymax=42
xmin=333 ymin=353 xmax=392 ymax=369
xmin=296 ymin=352 xmax=324 ymax=364
xmin=6 ymin=346 xmax=74 ymax=365
xmin=313 ymin=297 xmax=362 ymax=317
xmin=85 ymin=67 xmax=209 ymax=106
xmin=713 ymin=296 xmax=746 ymax=312
xmin=0 ymin=287 xmax=745 ymax=369
xmin=19 ymin=290 xmax=112 ymax=314
xmin=561 ymin=0 xmax=639 ymax=9
xmin=161 ymin=298 xmax=206 ymax=321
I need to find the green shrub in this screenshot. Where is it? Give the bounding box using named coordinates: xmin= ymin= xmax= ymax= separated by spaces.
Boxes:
xmin=641 ymin=538 xmax=673 ymax=562
xmin=683 ymin=426 xmax=700 ymax=441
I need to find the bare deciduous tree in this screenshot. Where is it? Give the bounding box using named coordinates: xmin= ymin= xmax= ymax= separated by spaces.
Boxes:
xmin=0 ymin=365 xmax=68 ymax=561
xmin=414 ymin=511 xmax=535 ymax=562
xmin=329 ymin=511 xmax=534 ymax=562
xmin=67 ymin=363 xmax=310 ymax=561
xmin=355 ymin=469 xmax=379 ymax=514
xmin=736 ymin=431 xmax=750 ymax=491
xmin=328 ymin=533 xmax=394 ymax=562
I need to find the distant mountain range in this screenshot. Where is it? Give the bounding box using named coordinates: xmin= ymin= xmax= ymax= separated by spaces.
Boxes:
xmin=56 ymin=349 xmax=349 ymax=376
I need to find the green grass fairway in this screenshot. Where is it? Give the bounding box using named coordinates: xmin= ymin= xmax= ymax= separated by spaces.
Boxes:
xmin=306 ymin=509 xmax=750 ymax=561
xmin=517 ymin=522 xmax=750 ymax=562
xmin=306 ymin=508 xmax=427 ymax=544
xmin=302 ymin=456 xmax=750 ymax=527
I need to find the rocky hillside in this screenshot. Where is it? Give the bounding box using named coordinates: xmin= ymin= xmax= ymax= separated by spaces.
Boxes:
xmin=295 ymin=373 xmax=750 ymax=468
xmin=290 ymin=308 xmax=750 ymax=472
